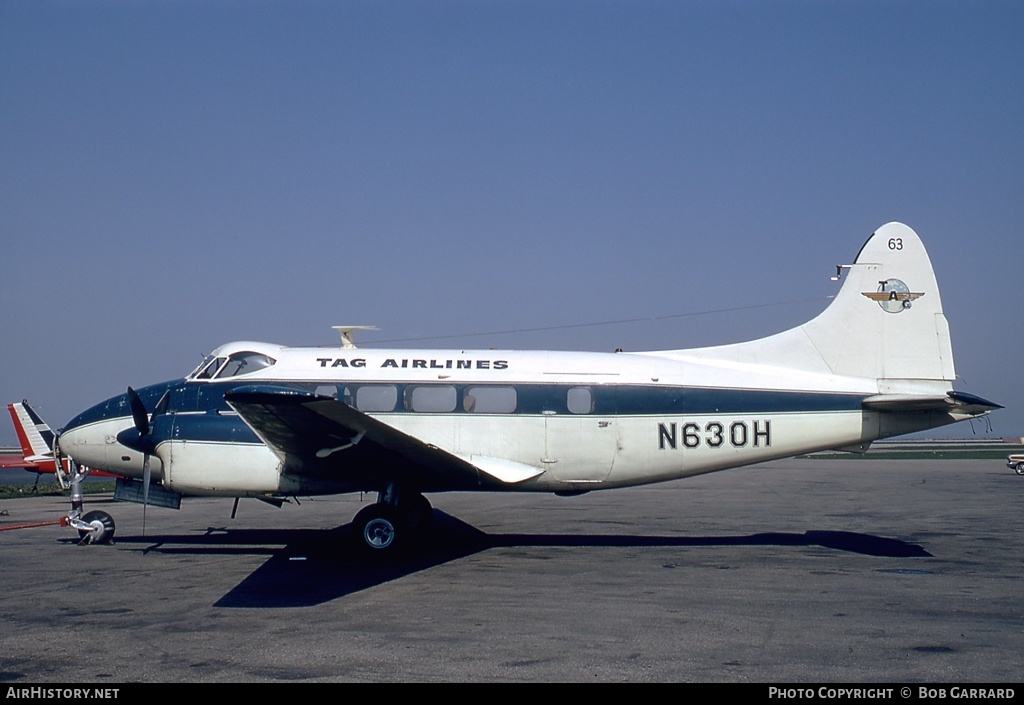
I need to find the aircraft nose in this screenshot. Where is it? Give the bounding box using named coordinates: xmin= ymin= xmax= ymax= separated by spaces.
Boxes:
xmin=58 ymin=384 xmax=178 ymax=480
xmin=56 ymin=418 xmax=113 ymax=471
xmin=57 ymin=391 xmax=136 ymax=472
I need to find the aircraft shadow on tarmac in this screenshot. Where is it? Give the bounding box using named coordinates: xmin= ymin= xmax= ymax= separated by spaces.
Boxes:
xmin=104 ymin=511 xmax=932 ymax=608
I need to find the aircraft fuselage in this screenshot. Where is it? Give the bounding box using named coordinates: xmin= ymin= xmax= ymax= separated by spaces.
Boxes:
xmin=55 ymin=345 xmax=959 ymax=498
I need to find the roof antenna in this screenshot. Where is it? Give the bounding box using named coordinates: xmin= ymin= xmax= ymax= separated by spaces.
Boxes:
xmin=331 ymin=325 xmax=379 ymax=349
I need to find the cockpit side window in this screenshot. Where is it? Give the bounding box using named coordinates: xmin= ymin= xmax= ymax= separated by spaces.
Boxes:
xmin=195 ymin=357 xmax=227 ymax=380
xmin=214 ymin=352 xmax=277 ymax=379
xmin=188 ymin=356 xmax=211 ymax=379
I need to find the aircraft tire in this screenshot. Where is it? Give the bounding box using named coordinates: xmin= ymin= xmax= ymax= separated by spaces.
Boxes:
xmin=404 ymin=493 xmax=433 ymax=530
xmin=78 ymin=510 xmax=116 ymax=544
xmin=1015 ymin=463 xmax=1024 ymax=476
xmin=353 ymin=504 xmax=402 ymax=554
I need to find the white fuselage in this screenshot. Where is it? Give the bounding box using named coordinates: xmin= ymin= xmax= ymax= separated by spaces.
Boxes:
xmin=57 ymin=344 xmax=958 ymax=497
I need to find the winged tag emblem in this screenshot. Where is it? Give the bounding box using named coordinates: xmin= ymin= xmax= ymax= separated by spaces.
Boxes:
xmin=862 ymin=278 xmax=924 ymax=313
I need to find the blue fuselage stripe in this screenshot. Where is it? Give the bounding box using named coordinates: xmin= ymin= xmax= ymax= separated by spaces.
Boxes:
xmin=64 ymin=378 xmax=867 ymax=445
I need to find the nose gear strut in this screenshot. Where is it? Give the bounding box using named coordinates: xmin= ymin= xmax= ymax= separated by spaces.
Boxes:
xmin=53 ymin=437 xmax=115 ymax=545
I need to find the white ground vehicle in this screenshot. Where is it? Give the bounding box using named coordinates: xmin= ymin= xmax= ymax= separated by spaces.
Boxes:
xmin=1008 ymin=454 xmax=1024 ymax=475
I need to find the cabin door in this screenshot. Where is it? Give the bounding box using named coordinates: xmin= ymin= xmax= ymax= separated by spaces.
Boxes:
xmin=543 ymin=386 xmax=616 ymax=483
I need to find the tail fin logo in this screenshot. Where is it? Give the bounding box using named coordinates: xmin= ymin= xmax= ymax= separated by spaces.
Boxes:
xmin=862 ymin=278 xmax=925 ymax=314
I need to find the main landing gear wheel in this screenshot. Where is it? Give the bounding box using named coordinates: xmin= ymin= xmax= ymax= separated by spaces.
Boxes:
xmin=1015 ymin=463 xmax=1024 ymax=476
xmin=352 ymin=494 xmax=433 ymax=554
xmin=406 ymin=493 xmax=433 ymax=530
xmin=353 ymin=504 xmax=402 ymax=554
xmin=77 ymin=510 xmax=116 ymax=545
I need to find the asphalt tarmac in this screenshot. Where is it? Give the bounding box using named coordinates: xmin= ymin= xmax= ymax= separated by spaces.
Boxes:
xmin=0 ymin=459 xmax=1021 ymax=683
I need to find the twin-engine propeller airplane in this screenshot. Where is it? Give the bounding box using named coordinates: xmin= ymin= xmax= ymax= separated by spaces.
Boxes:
xmin=52 ymin=223 xmax=999 ymax=552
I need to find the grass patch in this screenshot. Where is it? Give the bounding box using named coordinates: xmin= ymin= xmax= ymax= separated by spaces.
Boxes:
xmin=0 ymin=481 xmax=117 ymax=501
xmin=801 ymin=450 xmax=1019 ymax=460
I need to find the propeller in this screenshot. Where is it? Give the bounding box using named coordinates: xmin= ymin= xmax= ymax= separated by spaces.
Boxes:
xmin=117 ymin=387 xmax=169 ymax=534
xmin=117 ymin=387 xmax=157 ymax=454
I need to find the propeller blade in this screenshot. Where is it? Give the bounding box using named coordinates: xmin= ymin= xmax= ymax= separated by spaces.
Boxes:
xmin=127 ymin=387 xmax=149 ymax=437
xmin=152 ymin=390 xmax=170 ymax=420
xmin=142 ymin=452 xmax=151 ymax=536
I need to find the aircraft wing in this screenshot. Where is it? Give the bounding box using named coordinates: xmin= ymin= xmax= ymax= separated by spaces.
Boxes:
xmin=224 ymin=385 xmax=539 ymax=492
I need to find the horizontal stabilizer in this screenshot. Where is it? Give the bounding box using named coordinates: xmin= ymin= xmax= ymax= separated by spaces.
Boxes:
xmin=861 ymin=394 xmax=952 ymax=411
xmin=862 ymin=391 xmax=1002 ymax=413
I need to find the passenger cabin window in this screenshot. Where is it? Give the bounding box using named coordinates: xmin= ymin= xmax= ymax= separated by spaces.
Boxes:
xmin=406 ymin=385 xmax=457 ymax=413
xmin=464 ymin=386 xmax=517 ymax=413
xmin=567 ymin=387 xmax=593 ymax=414
xmin=314 ymin=385 xmax=339 ymax=399
xmin=351 ymin=384 xmax=397 ymax=412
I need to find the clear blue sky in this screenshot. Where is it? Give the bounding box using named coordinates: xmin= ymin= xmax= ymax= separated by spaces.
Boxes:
xmin=1 ymin=0 xmax=1021 ymax=444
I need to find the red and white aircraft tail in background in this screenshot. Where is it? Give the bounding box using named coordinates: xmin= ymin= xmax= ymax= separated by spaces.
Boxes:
xmin=3 ymin=401 xmax=59 ymax=473
xmin=3 ymin=401 xmax=118 ymax=479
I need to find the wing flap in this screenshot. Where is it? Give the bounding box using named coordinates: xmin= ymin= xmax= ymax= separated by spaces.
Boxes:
xmin=454 ymin=454 xmax=544 ymax=483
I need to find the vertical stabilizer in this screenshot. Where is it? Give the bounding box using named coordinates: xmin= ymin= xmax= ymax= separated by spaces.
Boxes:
xmin=665 ymin=223 xmax=956 ymax=385
xmin=802 ymin=222 xmax=954 ymax=382
xmin=9 ymin=401 xmax=56 ymax=461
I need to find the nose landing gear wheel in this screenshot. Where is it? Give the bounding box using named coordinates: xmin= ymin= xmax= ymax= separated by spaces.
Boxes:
xmin=77 ymin=510 xmax=116 ymax=545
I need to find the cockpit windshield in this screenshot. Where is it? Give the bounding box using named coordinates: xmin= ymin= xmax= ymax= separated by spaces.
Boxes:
xmin=189 ymin=351 xmax=277 ymax=381
xmin=217 ymin=351 xmax=276 ymax=378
